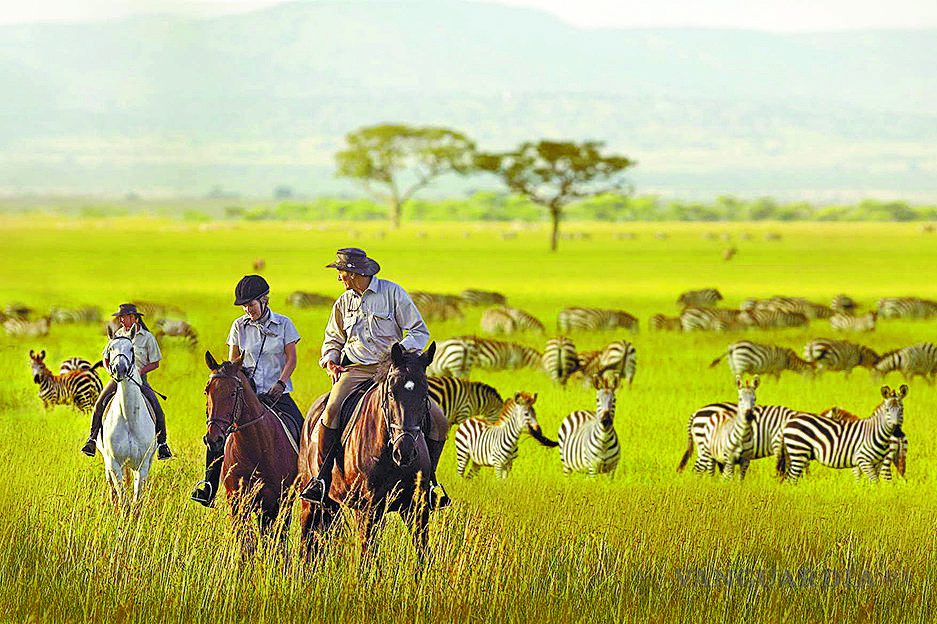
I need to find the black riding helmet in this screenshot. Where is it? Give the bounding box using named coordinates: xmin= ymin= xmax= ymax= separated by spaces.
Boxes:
xmin=234 ymin=275 xmax=270 ymax=306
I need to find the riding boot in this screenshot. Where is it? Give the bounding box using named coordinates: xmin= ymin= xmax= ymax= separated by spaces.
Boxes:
xmin=144 ymin=385 xmax=173 ymax=460
xmin=300 ymin=426 xmax=341 ymax=507
xmin=190 ymin=448 xmax=224 ymax=507
xmin=81 ymin=404 xmax=106 ymax=457
xmin=425 ymin=439 xmax=451 ymax=509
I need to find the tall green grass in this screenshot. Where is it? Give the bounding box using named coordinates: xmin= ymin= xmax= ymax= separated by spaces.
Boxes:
xmin=0 ymin=216 xmax=934 ymax=622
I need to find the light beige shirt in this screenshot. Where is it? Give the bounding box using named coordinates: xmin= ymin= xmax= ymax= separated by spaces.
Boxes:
xmin=320 ymin=276 xmax=430 ymax=367
xmin=105 ymin=325 xmax=162 ymax=372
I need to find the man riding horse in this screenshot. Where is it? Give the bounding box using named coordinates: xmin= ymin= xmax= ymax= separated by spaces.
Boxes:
xmin=301 ymin=248 xmax=450 ymax=508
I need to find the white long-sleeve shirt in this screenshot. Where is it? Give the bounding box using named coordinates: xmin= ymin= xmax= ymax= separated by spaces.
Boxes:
xmin=320 ymin=276 xmax=429 ymax=367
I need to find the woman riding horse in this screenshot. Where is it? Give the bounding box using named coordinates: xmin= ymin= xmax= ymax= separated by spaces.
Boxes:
xmin=191 ymin=275 xmax=303 ymax=506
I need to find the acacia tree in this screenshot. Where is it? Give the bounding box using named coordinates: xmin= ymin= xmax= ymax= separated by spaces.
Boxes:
xmin=476 ymin=141 xmax=635 ymax=251
xmin=335 ymin=124 xmax=476 ymax=228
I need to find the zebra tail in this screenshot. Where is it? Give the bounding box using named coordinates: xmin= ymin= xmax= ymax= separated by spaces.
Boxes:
xmin=775 ymin=440 xmax=789 ymax=480
xmin=528 ymin=425 xmax=559 ymax=447
xmin=677 ymin=429 xmax=693 ymax=472
xmin=709 ymin=351 xmax=728 ymax=368
xmin=91 ymin=360 xmax=105 ymax=371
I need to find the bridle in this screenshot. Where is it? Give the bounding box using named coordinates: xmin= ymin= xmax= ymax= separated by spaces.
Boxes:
xmin=206 ymin=371 xmax=267 ymax=440
xmin=106 ymin=336 xmax=136 ymax=382
xmin=380 ymin=377 xmax=427 ymax=449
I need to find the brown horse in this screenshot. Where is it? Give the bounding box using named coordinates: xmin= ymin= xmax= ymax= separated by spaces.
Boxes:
xmin=299 ymin=342 xmax=436 ymax=568
xmin=203 ymin=352 xmax=299 ymax=553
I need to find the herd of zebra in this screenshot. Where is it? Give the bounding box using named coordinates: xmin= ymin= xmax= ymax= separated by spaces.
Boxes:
xmin=3 ymin=301 xmax=199 ymax=349
xmin=680 ymin=374 xmax=908 ymax=484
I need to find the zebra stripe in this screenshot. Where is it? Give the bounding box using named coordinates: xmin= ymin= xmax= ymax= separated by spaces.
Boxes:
xmin=677 ymin=288 xmax=723 ymax=309
xmin=154 ymin=319 xmax=198 ymax=349
xmin=480 ymin=307 xmax=517 ymax=334
xmin=49 ymin=306 xmax=101 ymax=324
xmin=450 ymin=336 xmax=541 ymax=371
xmin=876 ymin=297 xmax=937 ymax=320
xmin=454 ymin=392 xmax=543 ymax=478
xmin=542 ymin=336 xmax=579 ymax=385
xmin=873 ymin=343 xmax=937 ymax=383
xmin=649 ymin=314 xmax=682 ymax=332
xmin=831 ymin=294 xmax=857 ymax=315
xmin=738 ymin=309 xmax=809 ymax=329
xmin=411 ymin=291 xmax=465 ymax=322
xmin=678 ymin=376 xmax=758 ymax=477
xmin=557 ymin=376 xmax=621 ymax=477
xmin=577 ymin=340 xmax=636 ymax=388
xmin=499 ymin=306 xmax=545 ymax=333
xmin=58 ymin=357 xmax=101 ymax=374
xmin=427 ymin=376 xmax=504 ymax=425
xmin=778 ymin=385 xmax=907 ymax=483
xmin=822 ymin=407 xmax=908 ymax=481
xmin=710 ymin=340 xmax=814 ymax=380
xmin=286 ymin=291 xmax=333 ymax=308
xmin=830 ymin=312 xmax=877 ymax=332
xmin=557 ymin=307 xmax=639 ymax=333
xmin=426 ymin=338 xmax=477 ymax=378
xmin=460 ymin=289 xmax=507 ymax=306
xmin=4 ymin=317 xmax=51 ymax=337
xmin=751 ymin=296 xmax=833 ymax=319
xmin=29 ymin=349 xmax=103 ymax=413
xmin=707 ymin=376 xmax=759 ymax=480
xmin=803 ymin=338 xmax=879 ymax=375
xmin=680 ymin=307 xmax=743 ymax=332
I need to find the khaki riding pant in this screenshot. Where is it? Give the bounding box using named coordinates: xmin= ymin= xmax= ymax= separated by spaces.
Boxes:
xmin=322 ymin=363 xmax=448 ymax=442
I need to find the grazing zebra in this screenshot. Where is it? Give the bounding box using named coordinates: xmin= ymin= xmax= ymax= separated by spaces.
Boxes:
xmin=454 ymin=391 xmax=553 ymax=478
xmin=58 ymin=357 xmax=100 ymax=374
xmin=802 ymin=339 xmax=879 ymax=376
xmin=286 ymin=291 xmax=333 ymax=308
xmin=541 ymin=336 xmax=579 ymax=385
xmin=427 ymin=376 xmax=504 ymax=425
xmin=680 ymin=307 xmax=744 ymax=332
xmin=480 ymin=307 xmax=517 ymax=334
xmin=777 ymin=385 xmax=908 ymax=483
xmin=153 ymin=319 xmax=198 ymax=349
xmin=29 ymin=349 xmax=103 ymax=413
xmin=426 ymin=337 xmax=478 ymax=378
xmin=649 ymin=314 xmax=682 ymax=332
xmin=132 ymin=300 xmax=186 ymax=320
xmin=876 ymin=297 xmax=937 ymax=320
xmin=4 ymin=303 xmax=32 ymax=319
xmin=4 ymin=317 xmax=51 ymax=337
xmin=677 ymin=288 xmax=723 ymax=309
xmin=873 ymin=343 xmax=937 ymax=384
xmin=557 ymin=307 xmax=639 ymax=333
xmin=746 ymin=296 xmax=832 ymax=320
xmin=49 ymin=305 xmax=101 ymax=324
xmin=411 ymin=291 xmax=464 ymax=321
xmin=708 ymin=376 xmax=759 ymax=480
xmin=678 ymin=375 xmax=759 ymax=476
xmin=461 ymin=289 xmax=507 ymax=306
xmin=831 ymin=294 xmax=857 ymax=315
xmin=451 ymin=336 xmax=541 ymax=371
xmin=738 ymin=309 xmax=809 ymax=330
xmin=830 ymin=312 xmax=876 ymax=332
xmin=821 ymin=407 xmax=908 ymax=481
xmin=576 ymin=340 xmax=636 ymax=388
xmin=557 ymin=376 xmax=621 ymax=477
xmin=709 ymin=340 xmax=814 ymax=380
xmin=501 ymin=306 xmax=545 ymax=333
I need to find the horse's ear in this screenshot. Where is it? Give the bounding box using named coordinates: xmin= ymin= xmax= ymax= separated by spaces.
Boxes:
xmin=391 ymin=342 xmax=405 ymax=368
xmin=107 ymin=324 xmax=114 ymax=340
xmin=231 ymin=355 xmax=244 ymax=373
xmin=421 ymin=341 xmax=436 ymax=367
xmin=205 ymin=350 xmax=220 ymax=371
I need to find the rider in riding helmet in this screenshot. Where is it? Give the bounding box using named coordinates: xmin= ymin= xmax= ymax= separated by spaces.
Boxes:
xmin=81 ymin=303 xmax=173 ymax=460
xmin=300 ymin=248 xmax=450 ymax=509
xmin=190 ymin=275 xmax=303 ymax=507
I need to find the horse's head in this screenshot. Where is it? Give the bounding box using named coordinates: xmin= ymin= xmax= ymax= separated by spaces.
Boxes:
xmin=104 ymin=326 xmax=136 ymax=382
xmin=385 ymin=341 xmax=436 ymax=468
xmin=203 ymin=350 xmax=251 ymax=454
xmin=29 ymin=349 xmax=47 ymax=383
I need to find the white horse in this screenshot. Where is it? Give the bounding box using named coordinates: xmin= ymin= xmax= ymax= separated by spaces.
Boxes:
xmin=97 ymin=327 xmax=157 ymax=506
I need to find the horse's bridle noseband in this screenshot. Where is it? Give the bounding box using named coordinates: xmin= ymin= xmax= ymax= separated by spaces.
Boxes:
xmin=207 ymin=372 xmax=266 ymax=439
xmin=107 ymin=335 xmax=136 ymax=382
xmin=382 ymin=383 xmax=427 ymax=448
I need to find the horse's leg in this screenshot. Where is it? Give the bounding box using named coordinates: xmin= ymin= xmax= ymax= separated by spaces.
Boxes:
xmin=105 ymin=455 xmax=125 ymax=507
xmin=404 ymin=501 xmax=432 ymax=582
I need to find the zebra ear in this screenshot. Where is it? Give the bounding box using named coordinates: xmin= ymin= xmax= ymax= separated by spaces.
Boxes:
xmin=752 ymin=375 xmax=760 ymax=389
xmin=531 ymin=393 xmax=538 ymax=404
xmin=40 ymin=349 xmax=45 ymax=360
xmin=205 ymin=350 xmax=220 ymax=371
xmin=29 ymin=349 xmax=35 ymax=359
xmin=513 ymin=391 xmax=522 ymax=403
xmin=881 ymin=385 xmax=890 ymax=399
xmin=736 ymin=375 xmax=742 ymax=389
xmin=592 ymin=375 xmax=601 ymax=390
xmin=898 ymin=384 xmax=909 ymax=398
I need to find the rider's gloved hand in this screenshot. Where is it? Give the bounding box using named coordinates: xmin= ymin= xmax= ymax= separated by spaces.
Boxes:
xmin=265 ymin=380 xmax=286 ymax=403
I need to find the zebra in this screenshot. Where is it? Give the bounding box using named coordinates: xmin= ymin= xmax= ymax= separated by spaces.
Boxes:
xmin=557 ymin=307 xmax=639 ymax=333
xmin=876 ymin=297 xmax=937 ymax=320
xmin=29 ymin=349 xmax=103 ymax=413
xmin=411 ymin=292 xmax=465 ymax=321
xmin=830 ymin=312 xmax=876 ymax=332
xmin=426 ymin=337 xmax=478 ymax=378
xmin=4 ymin=317 xmax=51 ymax=337
xmin=454 ymin=391 xmax=554 ymax=478
xmin=777 ymin=385 xmax=908 ymax=483
xmin=4 ymin=303 xmax=32 ymax=319
xmin=680 ymin=307 xmax=744 ymax=332
xmin=677 ymin=375 xmax=759 ymax=476
xmin=831 ymin=294 xmax=857 ymax=315
xmin=708 ymin=376 xmax=759 ymax=481
xmin=677 ymin=288 xmax=723 ymax=309
xmin=49 ymin=305 xmax=101 ymax=324
xmin=802 ymin=339 xmax=879 ymax=376
xmin=748 ymin=296 xmax=832 ymax=320
xmin=557 ymin=375 xmax=621 ymax=477
xmin=461 ymin=289 xmax=507 ymax=307
xmin=451 ymin=336 xmax=541 ymax=371
xmin=709 ymin=340 xmax=814 ymax=380
xmin=427 ymin=375 xmax=504 ymax=425
xmin=132 ymin=300 xmax=186 ymax=320
xmin=501 ymin=306 xmax=545 ymax=333
xmin=153 ymin=319 xmax=198 ymax=349
xmin=576 ymin=340 xmax=636 ymax=388
xmin=873 ymin=343 xmax=937 ymax=384
xmin=542 ymin=336 xmax=579 ymax=385
xmin=649 ymin=314 xmax=682 ymax=332
xmin=821 ymin=407 xmax=908 ymax=481
xmin=480 ymin=307 xmax=517 ymax=334
xmin=738 ymin=309 xmax=809 ymax=330
xmin=58 ymin=357 xmax=100 ymax=374
xmin=286 ymin=291 xmax=333 ymax=308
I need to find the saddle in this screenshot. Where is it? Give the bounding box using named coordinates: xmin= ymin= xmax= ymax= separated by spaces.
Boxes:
xmin=103 ymin=393 xmax=156 ymax=424
xmin=263 ymin=402 xmax=303 ymax=452
xmin=310 ymin=379 xmax=377 ymax=444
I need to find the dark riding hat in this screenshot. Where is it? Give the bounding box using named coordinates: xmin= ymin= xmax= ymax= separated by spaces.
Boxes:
xmin=326 ymin=248 xmax=380 ymax=276
xmin=112 ymin=303 xmax=142 ymax=317
xmin=234 ymin=275 xmax=270 ymax=305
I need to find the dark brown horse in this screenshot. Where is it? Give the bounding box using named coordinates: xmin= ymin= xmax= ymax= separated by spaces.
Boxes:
xmin=204 ymin=352 xmax=299 ymax=553
xmin=299 ymin=342 xmax=436 ymax=568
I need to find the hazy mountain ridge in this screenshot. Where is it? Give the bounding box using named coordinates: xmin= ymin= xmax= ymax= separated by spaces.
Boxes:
xmin=1 ymin=0 xmax=935 ymax=199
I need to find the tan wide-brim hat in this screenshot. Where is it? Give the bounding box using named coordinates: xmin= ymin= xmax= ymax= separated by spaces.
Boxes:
xmin=326 ymin=248 xmax=381 ymax=276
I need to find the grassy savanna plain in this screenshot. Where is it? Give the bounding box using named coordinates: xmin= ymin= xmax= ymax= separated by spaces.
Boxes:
xmin=0 ymin=215 xmax=935 ymax=623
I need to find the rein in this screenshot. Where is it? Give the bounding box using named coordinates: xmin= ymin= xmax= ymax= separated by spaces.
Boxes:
xmin=380 ymin=380 xmax=426 ymax=449
xmin=207 ymin=372 xmax=268 ymax=437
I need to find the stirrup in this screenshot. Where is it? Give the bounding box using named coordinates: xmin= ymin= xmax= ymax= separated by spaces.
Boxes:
xmin=300 ymin=477 xmax=328 ymax=505
xmin=429 ymin=481 xmax=451 ymax=509
xmin=190 ymin=481 xmax=214 ymax=507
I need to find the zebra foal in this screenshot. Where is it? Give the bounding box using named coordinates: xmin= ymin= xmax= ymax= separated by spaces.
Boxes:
xmin=29 ymin=349 xmax=103 ymax=413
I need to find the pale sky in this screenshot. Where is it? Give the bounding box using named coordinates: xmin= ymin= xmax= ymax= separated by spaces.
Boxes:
xmin=1 ymin=0 xmax=936 ymax=31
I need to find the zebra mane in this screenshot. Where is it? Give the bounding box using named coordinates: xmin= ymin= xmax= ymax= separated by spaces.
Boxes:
xmin=821 ymin=406 xmax=861 ymax=422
